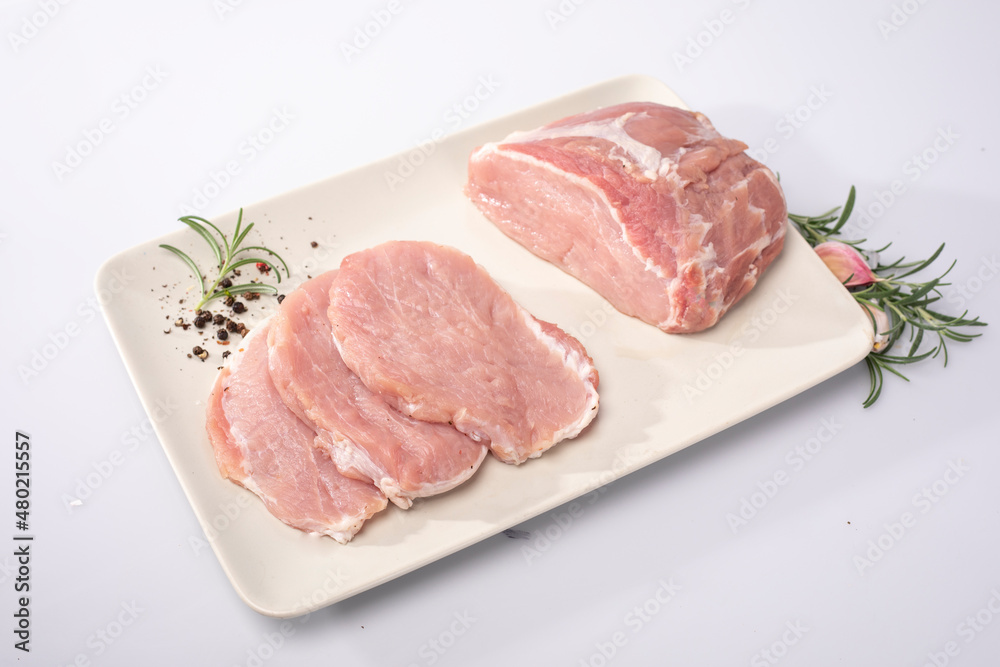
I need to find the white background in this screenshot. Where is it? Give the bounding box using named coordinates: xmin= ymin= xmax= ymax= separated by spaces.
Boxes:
xmin=3 ymin=0 xmax=999 ymax=665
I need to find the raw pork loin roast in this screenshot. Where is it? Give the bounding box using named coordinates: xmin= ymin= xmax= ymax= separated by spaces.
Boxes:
xmin=465 ymin=102 xmax=787 ymax=333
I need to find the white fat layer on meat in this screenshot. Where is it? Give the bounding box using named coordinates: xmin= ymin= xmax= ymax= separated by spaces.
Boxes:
xmin=475 ymin=145 xmax=670 ymax=281
xmin=411 ymin=446 xmax=488 ymax=496
xmin=686 ymin=212 xmax=718 ymax=272
xmin=517 ymin=307 xmax=600 ymax=454
xmin=317 ymin=430 xmax=412 ymax=510
xmin=750 ymin=169 xmax=789 ymax=246
xmin=497 ymin=111 xmax=664 ymax=180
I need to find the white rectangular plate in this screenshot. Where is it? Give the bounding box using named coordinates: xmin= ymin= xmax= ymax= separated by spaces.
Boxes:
xmin=97 ymin=74 xmax=873 ymax=617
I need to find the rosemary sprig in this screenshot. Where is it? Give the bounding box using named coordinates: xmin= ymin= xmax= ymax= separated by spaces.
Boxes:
xmin=790 ymin=186 xmax=987 ymax=407
xmin=159 ymin=209 xmax=290 ymax=310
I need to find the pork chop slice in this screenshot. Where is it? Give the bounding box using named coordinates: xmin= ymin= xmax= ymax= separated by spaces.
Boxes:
xmin=267 ymin=271 xmax=487 ymax=509
xmin=328 ymin=241 xmax=600 ymax=465
xmin=208 ymin=319 xmax=387 ymax=543
xmin=206 ymin=366 xmax=253 ymax=490
xmin=465 ymin=101 xmax=787 ymax=333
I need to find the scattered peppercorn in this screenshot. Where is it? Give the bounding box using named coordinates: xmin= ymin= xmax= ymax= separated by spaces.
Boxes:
xmin=222 ymin=350 xmax=231 ymax=360
xmin=310 ymin=241 xmax=318 ymax=248
xmin=233 ymin=301 xmax=247 ymax=314
xmin=213 ymin=314 xmax=225 ymax=326
xmin=224 ymin=295 xmax=235 ymax=307
xmin=194 ymin=315 xmax=207 ymax=329
xmin=237 ymin=323 xmax=250 ymax=337
xmin=277 ymin=294 xmax=285 ymax=304
xmin=226 ymin=319 xmax=238 ymax=333
xmin=217 ymin=329 xmax=229 ymax=341
xmin=220 ymin=278 xmax=232 ymax=288
xmin=244 ymin=292 xmax=260 ymax=301
xmin=256 ymin=262 xmax=271 ymax=274
xmin=192 ymin=346 xmax=209 ymax=361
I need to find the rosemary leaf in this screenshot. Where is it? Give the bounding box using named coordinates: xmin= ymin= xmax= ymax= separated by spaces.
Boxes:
xmin=178 ymin=216 xmax=225 ymax=270
xmin=790 ymin=186 xmax=987 ymax=407
xmin=162 ymin=209 xmax=290 ymax=312
xmin=158 ymin=244 xmax=206 ymax=301
xmin=233 ymin=245 xmax=291 ymax=276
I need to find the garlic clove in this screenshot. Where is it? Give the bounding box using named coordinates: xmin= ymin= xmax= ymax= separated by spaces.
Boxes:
xmin=860 ymin=303 xmax=892 ymax=352
xmin=815 ymin=241 xmax=879 ymax=287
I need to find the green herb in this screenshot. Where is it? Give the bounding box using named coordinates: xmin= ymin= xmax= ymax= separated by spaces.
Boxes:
xmin=790 ymin=186 xmax=987 ymax=407
xmin=159 ymin=209 xmax=289 ymax=310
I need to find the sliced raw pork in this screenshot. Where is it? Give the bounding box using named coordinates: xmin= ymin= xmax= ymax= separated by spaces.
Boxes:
xmin=267 ymin=271 xmax=487 ymax=509
xmin=205 ymin=319 xmax=387 ymax=543
xmin=328 ymin=241 xmax=600 ymax=465
xmin=465 ymin=101 xmax=787 ymax=333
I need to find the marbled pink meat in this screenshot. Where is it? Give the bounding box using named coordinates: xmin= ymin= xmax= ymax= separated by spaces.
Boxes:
xmin=328 ymin=241 xmax=600 ymax=465
xmin=206 ymin=319 xmax=387 ymax=543
xmin=267 ymin=271 xmax=487 ymax=509
xmin=465 ymin=101 xmax=787 ymax=333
